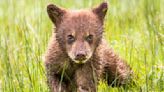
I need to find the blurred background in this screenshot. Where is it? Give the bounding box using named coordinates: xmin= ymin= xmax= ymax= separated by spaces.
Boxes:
xmin=0 ymin=0 xmax=163 ymax=92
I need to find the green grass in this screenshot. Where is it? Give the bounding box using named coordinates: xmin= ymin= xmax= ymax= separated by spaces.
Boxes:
xmin=0 ymin=0 xmax=163 ymax=92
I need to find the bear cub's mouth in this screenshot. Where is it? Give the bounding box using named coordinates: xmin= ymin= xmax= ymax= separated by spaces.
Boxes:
xmin=68 ymin=51 xmax=92 ymax=64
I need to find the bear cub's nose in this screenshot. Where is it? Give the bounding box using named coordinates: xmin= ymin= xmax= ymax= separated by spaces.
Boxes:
xmin=75 ymin=52 xmax=87 ymax=61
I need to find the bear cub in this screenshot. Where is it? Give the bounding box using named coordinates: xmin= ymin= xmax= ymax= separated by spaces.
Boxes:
xmin=45 ymin=2 xmax=132 ymax=92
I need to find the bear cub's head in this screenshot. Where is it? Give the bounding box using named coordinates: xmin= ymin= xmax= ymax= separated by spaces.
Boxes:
xmin=47 ymin=2 xmax=108 ymax=64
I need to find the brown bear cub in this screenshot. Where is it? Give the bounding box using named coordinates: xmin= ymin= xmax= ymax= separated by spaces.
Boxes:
xmin=45 ymin=2 xmax=132 ymax=92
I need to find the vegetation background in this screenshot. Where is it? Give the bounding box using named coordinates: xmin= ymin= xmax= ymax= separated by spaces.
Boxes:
xmin=0 ymin=0 xmax=163 ymax=92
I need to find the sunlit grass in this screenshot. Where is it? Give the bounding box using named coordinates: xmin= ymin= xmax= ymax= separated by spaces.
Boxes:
xmin=0 ymin=0 xmax=163 ymax=92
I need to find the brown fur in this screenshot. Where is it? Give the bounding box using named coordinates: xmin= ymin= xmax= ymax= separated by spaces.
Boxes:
xmin=45 ymin=2 xmax=132 ymax=92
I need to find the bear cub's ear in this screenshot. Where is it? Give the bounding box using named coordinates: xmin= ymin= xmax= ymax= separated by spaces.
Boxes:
xmin=47 ymin=4 xmax=66 ymax=27
xmin=92 ymin=2 xmax=108 ymax=21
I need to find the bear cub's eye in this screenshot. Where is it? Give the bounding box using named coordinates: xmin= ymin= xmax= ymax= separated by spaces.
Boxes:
xmin=67 ymin=35 xmax=75 ymax=44
xmin=86 ymin=34 xmax=93 ymax=43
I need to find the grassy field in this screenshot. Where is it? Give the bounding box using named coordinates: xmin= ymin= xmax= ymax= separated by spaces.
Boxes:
xmin=0 ymin=0 xmax=163 ymax=92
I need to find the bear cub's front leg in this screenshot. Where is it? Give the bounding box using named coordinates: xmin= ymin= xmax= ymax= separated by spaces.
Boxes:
xmin=75 ymin=63 xmax=97 ymax=92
